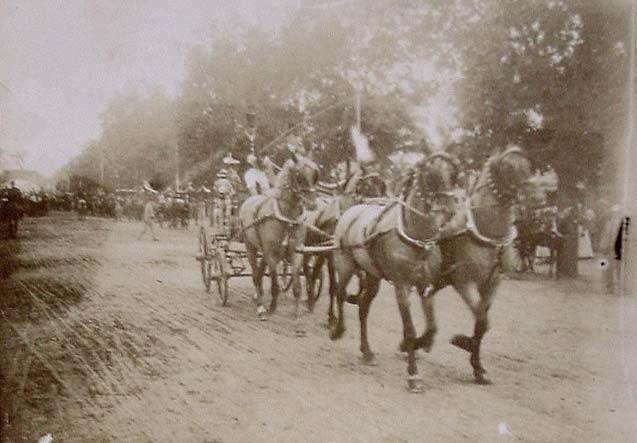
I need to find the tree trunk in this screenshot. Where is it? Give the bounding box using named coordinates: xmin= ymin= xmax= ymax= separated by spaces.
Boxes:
xmin=557 ymin=219 xmax=578 ymax=277
xmin=556 ymin=171 xmax=579 ymax=278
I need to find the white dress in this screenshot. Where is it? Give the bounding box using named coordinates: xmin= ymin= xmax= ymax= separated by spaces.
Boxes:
xmin=244 ymin=168 xmax=271 ymax=195
xmin=578 ymin=225 xmax=594 ymax=258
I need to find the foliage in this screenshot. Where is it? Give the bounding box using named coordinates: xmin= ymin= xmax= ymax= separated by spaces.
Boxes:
xmin=62 ymin=0 xmax=630 ymax=201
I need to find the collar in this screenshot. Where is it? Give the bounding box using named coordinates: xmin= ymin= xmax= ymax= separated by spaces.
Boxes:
xmin=465 ymin=198 xmax=517 ymax=247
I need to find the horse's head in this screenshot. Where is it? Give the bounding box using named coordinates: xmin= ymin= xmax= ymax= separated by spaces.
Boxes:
xmin=483 ymin=145 xmax=543 ymax=206
xmin=282 ymin=156 xmax=319 ymax=211
xmin=355 ymin=172 xmax=387 ymax=199
xmin=403 ymin=151 xmax=460 ymax=228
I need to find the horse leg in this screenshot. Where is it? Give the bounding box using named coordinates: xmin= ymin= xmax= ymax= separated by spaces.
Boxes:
xmin=290 ymin=250 xmax=306 ymax=336
xmin=359 ymin=275 xmax=381 ymax=364
xmin=265 ymin=254 xmax=280 ymax=315
xmin=303 ymin=254 xmax=313 ymax=304
xmin=246 ymin=244 xmax=267 ymax=320
xmin=326 ymin=254 xmax=337 ymax=328
xmin=412 ymin=285 xmax=438 ymax=353
xmin=395 ymin=284 xmax=422 ymax=392
xmin=306 ymin=254 xmax=324 ymax=312
xmin=451 ymin=282 xmax=493 ymax=385
xmin=329 ymin=253 xmax=355 ymax=341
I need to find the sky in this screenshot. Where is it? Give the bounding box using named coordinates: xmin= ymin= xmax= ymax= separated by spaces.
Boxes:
xmin=0 ymin=0 xmax=298 ymax=176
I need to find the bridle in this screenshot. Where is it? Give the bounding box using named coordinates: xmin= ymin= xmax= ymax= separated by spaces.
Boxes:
xmin=282 ymin=163 xmax=318 ymax=212
xmin=403 ymin=153 xmax=459 ymax=218
xmin=398 ymin=154 xmax=460 ymax=249
xmin=471 ymin=146 xmax=530 ymax=208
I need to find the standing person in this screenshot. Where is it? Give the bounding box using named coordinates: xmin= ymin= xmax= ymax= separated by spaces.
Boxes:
xmin=599 ymin=205 xmax=623 ymax=294
xmin=213 ymin=169 xmax=234 ymax=234
xmin=114 ymin=198 xmax=124 ymax=221
xmin=349 ymin=126 xmax=387 ymax=198
xmin=138 ymin=194 xmax=159 ymax=241
xmin=196 ymin=198 xmax=207 ymax=226
xmin=6 ymin=181 xmax=23 ymax=238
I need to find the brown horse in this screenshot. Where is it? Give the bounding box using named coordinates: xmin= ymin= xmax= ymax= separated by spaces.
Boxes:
xmin=329 ymin=152 xmax=459 ymax=392
xmin=419 ymin=145 xmax=542 ymax=385
xmin=238 ymin=155 xmax=319 ymax=332
xmin=301 ymin=170 xmax=388 ymax=323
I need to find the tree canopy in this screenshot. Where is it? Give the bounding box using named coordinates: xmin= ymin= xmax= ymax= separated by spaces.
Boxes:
xmin=61 ymin=0 xmax=632 ymax=201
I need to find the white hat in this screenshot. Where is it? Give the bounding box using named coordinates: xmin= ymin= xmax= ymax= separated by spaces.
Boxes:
xmin=247 ymin=154 xmax=257 ymax=166
xmin=223 ymin=154 xmax=240 ymax=165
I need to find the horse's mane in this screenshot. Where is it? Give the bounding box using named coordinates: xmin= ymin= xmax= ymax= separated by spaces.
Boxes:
xmin=274 ymin=157 xmax=319 ymax=190
xmin=399 ymin=166 xmax=418 ymax=200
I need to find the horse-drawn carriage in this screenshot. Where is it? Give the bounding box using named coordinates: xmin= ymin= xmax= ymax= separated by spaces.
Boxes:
xmin=194 ymin=139 xmax=546 ymax=391
xmin=195 ymin=157 xmax=330 ymax=310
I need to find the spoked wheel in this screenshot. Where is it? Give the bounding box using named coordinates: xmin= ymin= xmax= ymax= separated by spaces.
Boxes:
xmin=212 ymin=249 xmax=229 ymax=306
xmin=199 ymin=228 xmax=212 ymax=292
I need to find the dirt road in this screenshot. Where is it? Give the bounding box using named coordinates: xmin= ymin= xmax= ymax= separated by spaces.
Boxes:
xmin=1 ymin=213 xmax=636 ymax=442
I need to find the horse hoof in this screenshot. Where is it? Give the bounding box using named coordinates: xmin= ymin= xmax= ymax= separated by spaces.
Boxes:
xmin=268 ymin=306 xmax=277 ymax=315
xmin=451 ymin=335 xmax=474 ymax=353
xmin=474 ymin=375 xmax=492 ymax=385
xmin=345 ymin=294 xmax=359 ymax=305
xmin=295 ymin=329 xmax=307 ymax=338
xmin=407 ymin=377 xmax=424 ymax=393
xmin=417 ymin=333 xmax=435 ymax=353
xmin=258 ymin=313 xmax=269 ymax=322
xmin=330 ymin=325 xmax=345 ymax=341
xmin=359 ymin=353 xmax=376 ymax=366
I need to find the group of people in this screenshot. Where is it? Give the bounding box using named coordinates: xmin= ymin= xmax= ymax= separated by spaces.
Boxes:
xmin=0 ymin=181 xmax=23 ymax=239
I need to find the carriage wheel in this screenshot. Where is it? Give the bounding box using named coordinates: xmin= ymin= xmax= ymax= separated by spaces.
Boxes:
xmin=199 ymin=228 xmax=212 ymax=292
xmin=210 ymin=249 xmax=229 ymax=306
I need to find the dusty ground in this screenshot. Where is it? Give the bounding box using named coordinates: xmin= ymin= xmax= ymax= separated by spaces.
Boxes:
xmin=1 ymin=212 xmax=636 ymax=442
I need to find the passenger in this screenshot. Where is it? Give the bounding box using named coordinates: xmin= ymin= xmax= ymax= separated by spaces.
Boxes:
xmin=244 ymin=154 xmax=271 ymax=196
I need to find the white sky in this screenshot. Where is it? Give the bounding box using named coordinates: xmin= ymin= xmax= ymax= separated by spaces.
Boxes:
xmin=0 ymin=0 xmax=297 ymax=176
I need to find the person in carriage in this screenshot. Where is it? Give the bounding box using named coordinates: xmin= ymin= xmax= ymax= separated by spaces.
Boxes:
xmin=346 ymin=127 xmax=388 ymax=199
xmin=244 ymin=153 xmax=271 ymax=196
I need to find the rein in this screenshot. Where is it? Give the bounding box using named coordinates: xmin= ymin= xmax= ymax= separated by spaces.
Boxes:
xmin=393 ymin=164 xmax=456 ymax=251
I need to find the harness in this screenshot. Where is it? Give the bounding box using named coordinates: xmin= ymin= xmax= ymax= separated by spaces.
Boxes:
xmin=340 ymin=197 xmax=440 ymax=279
xmin=429 ymin=150 xmax=525 ymax=291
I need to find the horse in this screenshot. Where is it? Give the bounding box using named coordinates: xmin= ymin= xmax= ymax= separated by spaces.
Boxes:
xmin=329 ymin=152 xmax=459 ymax=392
xmin=301 ymin=169 xmax=388 ymax=324
xmin=238 ymin=155 xmax=319 ymax=332
xmin=419 ymin=145 xmax=543 ymax=385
